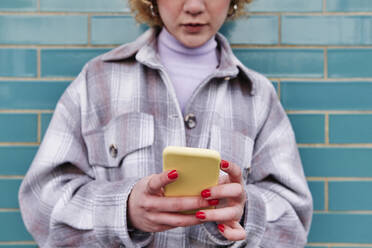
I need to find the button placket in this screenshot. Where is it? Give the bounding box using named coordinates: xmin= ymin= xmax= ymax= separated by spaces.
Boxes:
xmin=184 ymin=113 xmax=196 ymax=129
xmin=109 ymin=144 xmax=118 ymax=158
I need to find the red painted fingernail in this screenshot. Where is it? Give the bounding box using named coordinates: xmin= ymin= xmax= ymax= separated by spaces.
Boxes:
xmin=208 ymin=199 xmax=219 ymax=206
xmin=168 ymin=170 xmax=178 ymax=180
xmin=218 ymin=224 xmax=225 ymax=233
xmin=196 ymin=211 xmax=206 ymax=219
xmin=201 ymin=189 xmax=211 ymax=198
xmin=221 ymin=160 xmax=229 ymax=169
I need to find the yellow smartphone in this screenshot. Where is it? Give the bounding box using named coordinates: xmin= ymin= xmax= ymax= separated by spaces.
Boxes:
xmin=163 ymin=146 xmax=220 ymax=199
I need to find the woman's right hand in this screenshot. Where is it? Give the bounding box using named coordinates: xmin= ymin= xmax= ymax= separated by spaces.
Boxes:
xmin=127 ymin=170 xmax=211 ymax=232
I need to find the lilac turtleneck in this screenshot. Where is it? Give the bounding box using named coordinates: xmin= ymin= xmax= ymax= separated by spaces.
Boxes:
xmin=157 ymin=28 xmax=219 ymax=113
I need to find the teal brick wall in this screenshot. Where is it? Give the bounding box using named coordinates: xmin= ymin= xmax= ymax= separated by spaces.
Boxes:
xmin=0 ymin=0 xmax=371 ymax=246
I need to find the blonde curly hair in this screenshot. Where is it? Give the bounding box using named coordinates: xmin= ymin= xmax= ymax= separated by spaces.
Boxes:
xmin=128 ymin=0 xmax=253 ymax=27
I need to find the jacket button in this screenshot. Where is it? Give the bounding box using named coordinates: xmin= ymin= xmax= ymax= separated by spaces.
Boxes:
xmin=184 ymin=113 xmax=196 ymax=129
xmin=109 ymin=144 xmax=118 ymax=158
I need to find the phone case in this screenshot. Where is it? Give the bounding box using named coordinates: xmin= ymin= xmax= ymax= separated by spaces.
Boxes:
xmin=163 ymin=146 xmax=220 ymax=197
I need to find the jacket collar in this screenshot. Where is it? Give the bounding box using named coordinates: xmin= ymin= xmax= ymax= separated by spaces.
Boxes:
xmin=101 ymin=28 xmax=255 ymax=93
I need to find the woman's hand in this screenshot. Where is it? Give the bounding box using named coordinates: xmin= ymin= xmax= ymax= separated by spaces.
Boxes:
xmin=128 ymin=169 xmax=212 ymax=232
xmin=196 ymin=160 xmax=247 ymax=241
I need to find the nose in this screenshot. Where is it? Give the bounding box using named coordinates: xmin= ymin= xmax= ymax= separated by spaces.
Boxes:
xmin=183 ymin=0 xmax=206 ymax=16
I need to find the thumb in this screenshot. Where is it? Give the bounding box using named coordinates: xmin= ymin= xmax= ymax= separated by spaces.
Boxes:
xmin=146 ymin=170 xmax=178 ymax=195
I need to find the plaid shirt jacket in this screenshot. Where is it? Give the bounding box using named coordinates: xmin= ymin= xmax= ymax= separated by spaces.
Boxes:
xmin=19 ymin=28 xmax=312 ymax=248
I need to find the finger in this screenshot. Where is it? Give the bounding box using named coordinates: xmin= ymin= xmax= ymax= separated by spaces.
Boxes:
xmin=220 ymin=160 xmax=243 ymax=184
xmin=147 ymin=170 xmax=178 ymax=195
xmin=195 ymin=205 xmax=243 ymax=222
xmin=202 ymin=183 xmax=243 ymax=200
xmin=142 ymin=195 xmax=211 ymax=212
xmin=218 ymin=221 xmax=246 ymax=241
xmin=149 ymin=212 xmax=202 ymax=227
xmin=218 ymin=174 xmax=230 ymax=185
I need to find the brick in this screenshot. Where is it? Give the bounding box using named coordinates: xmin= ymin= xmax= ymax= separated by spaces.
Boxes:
xmin=282 ymin=16 xmax=372 ymax=45
xmin=220 ymin=16 xmax=278 ymax=44
xmin=329 ymin=114 xmax=372 ymax=143
xmin=281 ymin=82 xmax=372 ymax=110
xmin=233 ymin=49 xmax=324 ymax=78
xmin=249 ymin=0 xmax=322 ymax=12
xmin=329 ymin=181 xmax=372 ymax=211
xmin=41 ymin=49 xmax=108 ymax=77
xmin=0 ymin=114 xmax=37 ymax=142
xmin=0 ymin=0 xmax=37 ymax=11
xmin=309 ymin=213 xmax=372 ymax=243
xmin=0 ymin=147 xmax=37 ymax=175
xmin=300 ymin=148 xmax=372 ymax=177
xmin=288 ymin=114 xmax=325 ymax=144
xmin=0 ymin=15 xmax=88 ymax=45
xmin=41 ymin=113 xmax=53 ymax=141
xmin=0 ymin=81 xmax=69 ymax=110
xmin=327 ymin=0 xmax=372 ymax=12
xmin=0 ymin=179 xmax=22 ymax=208
xmin=328 ymin=49 xmax=372 ymax=78
xmin=0 ymin=212 xmax=33 ymax=241
xmin=91 ymin=16 xmax=147 ymax=45
xmin=40 ymin=0 xmax=128 ymax=12
xmin=308 ymin=181 xmax=324 ymax=211
xmin=0 ymin=49 xmax=36 ymax=77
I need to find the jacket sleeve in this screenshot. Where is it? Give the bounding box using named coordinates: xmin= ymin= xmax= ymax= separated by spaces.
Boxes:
xmin=18 ymin=67 xmax=153 ymax=248
xmin=202 ymin=80 xmax=313 ymax=247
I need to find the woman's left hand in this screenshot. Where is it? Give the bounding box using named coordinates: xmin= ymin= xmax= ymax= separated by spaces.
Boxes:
xmin=197 ymin=160 xmax=247 ymax=241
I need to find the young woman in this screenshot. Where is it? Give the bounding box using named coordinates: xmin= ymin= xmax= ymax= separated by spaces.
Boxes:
xmin=19 ymin=0 xmax=313 ymax=247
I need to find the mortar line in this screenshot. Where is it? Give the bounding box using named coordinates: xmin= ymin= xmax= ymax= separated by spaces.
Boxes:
xmin=37 ymin=113 xmax=41 ymax=143
xmin=298 ymin=143 xmax=372 ymax=148
xmin=0 ymin=176 xmax=24 ymax=179
xmin=37 ymin=0 xmax=40 ymax=11
xmin=0 ymin=209 xmax=19 ymax=212
xmin=323 ymin=0 xmax=327 ymax=13
xmin=0 ymin=110 xmax=54 ymax=113
xmin=0 ymin=142 xmax=40 ymax=146
xmin=325 ymin=113 xmax=329 ymax=144
xmin=287 ymin=110 xmax=372 ymax=114
xmin=324 ymin=179 xmax=329 ymax=211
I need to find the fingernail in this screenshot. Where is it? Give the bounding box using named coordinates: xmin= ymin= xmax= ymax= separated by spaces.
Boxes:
xmin=208 ymin=199 xmax=219 ymax=206
xmin=221 ymin=160 xmax=229 ymax=169
xmin=218 ymin=224 xmax=225 ymax=233
xmin=196 ymin=211 xmax=206 ymax=219
xmin=168 ymin=170 xmax=178 ymax=180
xmin=201 ymin=189 xmax=211 ymax=198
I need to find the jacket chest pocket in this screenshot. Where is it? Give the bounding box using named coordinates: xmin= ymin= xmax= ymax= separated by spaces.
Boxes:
xmin=209 ymin=125 xmax=253 ymax=180
xmin=84 ymin=112 xmax=154 ymax=179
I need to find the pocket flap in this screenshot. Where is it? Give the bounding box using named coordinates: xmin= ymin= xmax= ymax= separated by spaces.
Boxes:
xmin=209 ymin=125 xmax=253 ymax=171
xmin=84 ymin=112 xmax=154 ymax=167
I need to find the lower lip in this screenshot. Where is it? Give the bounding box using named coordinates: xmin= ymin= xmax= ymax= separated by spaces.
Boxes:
xmin=183 ymin=24 xmax=205 ymax=33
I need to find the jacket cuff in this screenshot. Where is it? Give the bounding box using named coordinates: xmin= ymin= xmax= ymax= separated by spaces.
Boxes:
xmin=93 ymin=179 xmax=153 ymax=248
xmin=242 ymin=184 xmax=267 ymax=246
